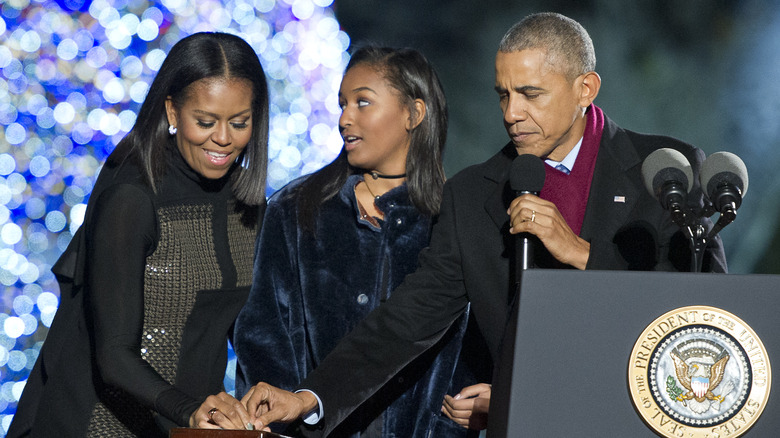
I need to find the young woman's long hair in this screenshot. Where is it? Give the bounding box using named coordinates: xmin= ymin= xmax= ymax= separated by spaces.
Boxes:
xmin=296 ymin=46 xmax=448 ymax=232
xmin=110 ymin=32 xmax=270 ymax=205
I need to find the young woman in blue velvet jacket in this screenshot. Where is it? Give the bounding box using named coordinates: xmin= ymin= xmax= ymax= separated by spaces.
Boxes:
xmin=233 ymin=46 xmax=483 ymax=437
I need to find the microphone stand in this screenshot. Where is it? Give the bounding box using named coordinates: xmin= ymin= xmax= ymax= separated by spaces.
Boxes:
xmin=669 ymin=204 xmax=708 ymax=273
xmin=708 ymin=205 xmax=737 ymax=239
xmin=662 ymin=180 xmax=713 ymax=273
xmin=687 ymin=223 xmax=708 ymax=274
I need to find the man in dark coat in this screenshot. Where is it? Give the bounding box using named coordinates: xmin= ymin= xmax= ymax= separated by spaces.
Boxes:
xmin=237 ymin=12 xmax=727 ymax=435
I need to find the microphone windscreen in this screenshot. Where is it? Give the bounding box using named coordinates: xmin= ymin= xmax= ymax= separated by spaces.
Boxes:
xmin=641 ymin=148 xmax=693 ymax=196
xmin=700 ymin=151 xmax=749 ymax=198
xmin=510 ymin=154 xmax=546 ymax=194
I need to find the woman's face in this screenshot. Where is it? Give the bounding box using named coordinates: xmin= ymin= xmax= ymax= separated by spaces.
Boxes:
xmin=338 ymin=64 xmax=417 ymax=175
xmin=165 ymin=77 xmax=253 ymax=179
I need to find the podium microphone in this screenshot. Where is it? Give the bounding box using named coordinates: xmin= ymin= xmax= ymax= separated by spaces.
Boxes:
xmin=700 ymin=151 xmax=749 ymax=238
xmin=641 ymin=148 xmax=694 ymax=228
xmin=509 ymin=154 xmax=546 ymax=272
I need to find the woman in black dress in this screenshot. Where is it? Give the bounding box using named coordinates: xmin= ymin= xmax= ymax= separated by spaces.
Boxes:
xmin=8 ymin=32 xmax=269 ymax=437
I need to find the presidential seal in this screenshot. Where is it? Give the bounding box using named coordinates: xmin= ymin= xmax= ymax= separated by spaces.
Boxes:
xmin=628 ymin=306 xmax=770 ymax=438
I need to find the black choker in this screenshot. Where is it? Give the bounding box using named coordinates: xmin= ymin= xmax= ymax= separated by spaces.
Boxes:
xmin=370 ymin=171 xmax=406 ymax=179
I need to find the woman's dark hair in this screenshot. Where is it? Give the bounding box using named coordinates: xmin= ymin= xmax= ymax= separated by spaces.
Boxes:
xmin=296 ymin=46 xmax=448 ymax=232
xmin=111 ymin=32 xmax=269 ymax=205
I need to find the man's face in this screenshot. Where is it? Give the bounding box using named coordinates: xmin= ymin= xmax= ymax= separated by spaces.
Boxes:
xmin=495 ymin=49 xmax=587 ymax=161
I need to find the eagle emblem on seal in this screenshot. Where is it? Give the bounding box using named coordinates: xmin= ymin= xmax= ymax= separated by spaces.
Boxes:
xmin=667 ymin=339 xmax=734 ymax=414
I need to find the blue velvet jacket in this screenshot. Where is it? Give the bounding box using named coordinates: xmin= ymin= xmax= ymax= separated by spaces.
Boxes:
xmin=234 ymin=174 xmax=478 ymax=437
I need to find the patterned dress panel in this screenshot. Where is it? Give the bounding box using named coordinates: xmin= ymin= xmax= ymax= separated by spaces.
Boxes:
xmin=227 ymin=201 xmax=257 ymax=287
xmin=142 ymin=203 xmax=220 ymax=383
xmin=86 ymin=203 xmax=220 ymax=437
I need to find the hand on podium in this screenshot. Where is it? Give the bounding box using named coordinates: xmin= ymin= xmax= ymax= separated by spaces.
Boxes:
xmin=190 ymin=391 xmax=256 ymax=430
xmin=241 ymin=382 xmax=319 ymax=430
xmin=441 ymin=383 xmax=491 ymax=431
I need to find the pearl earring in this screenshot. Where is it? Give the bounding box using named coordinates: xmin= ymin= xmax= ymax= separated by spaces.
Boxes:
xmin=168 ymin=125 xmax=177 ymax=135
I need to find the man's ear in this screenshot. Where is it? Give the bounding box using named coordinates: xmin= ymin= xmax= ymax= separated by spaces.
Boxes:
xmin=577 ymin=71 xmax=601 ymax=107
xmin=165 ymin=97 xmax=177 ymax=128
xmin=407 ymin=98 xmax=427 ymax=131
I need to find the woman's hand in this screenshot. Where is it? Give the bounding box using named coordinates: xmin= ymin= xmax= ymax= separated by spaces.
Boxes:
xmin=441 ymin=383 xmax=491 ymax=430
xmin=189 ymin=391 xmax=254 ymax=430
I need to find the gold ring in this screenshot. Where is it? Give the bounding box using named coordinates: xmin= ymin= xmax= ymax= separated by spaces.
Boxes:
xmin=530 ymin=210 xmax=536 ymax=223
xmin=208 ymin=408 xmax=218 ymax=421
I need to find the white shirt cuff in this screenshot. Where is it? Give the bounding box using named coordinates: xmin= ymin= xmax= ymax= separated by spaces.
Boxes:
xmin=294 ymin=389 xmax=323 ymax=425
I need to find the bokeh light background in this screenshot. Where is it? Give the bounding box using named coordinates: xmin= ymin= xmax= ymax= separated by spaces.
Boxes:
xmin=0 ymin=0 xmax=348 ymax=433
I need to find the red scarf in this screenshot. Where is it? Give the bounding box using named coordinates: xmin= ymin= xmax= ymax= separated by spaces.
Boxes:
xmin=539 ymin=104 xmax=604 ymax=236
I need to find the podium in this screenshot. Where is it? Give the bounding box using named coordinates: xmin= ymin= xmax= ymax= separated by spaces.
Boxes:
xmin=488 ymin=270 xmax=779 ymax=437
xmin=170 ymin=429 xmax=287 ymax=438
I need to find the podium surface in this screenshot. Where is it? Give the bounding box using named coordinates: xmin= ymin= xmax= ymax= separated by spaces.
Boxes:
xmin=489 ymin=270 xmax=778 ymax=437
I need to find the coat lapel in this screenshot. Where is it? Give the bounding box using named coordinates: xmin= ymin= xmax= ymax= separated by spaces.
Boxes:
xmin=580 ymin=116 xmax=644 ymax=241
xmin=483 ymin=143 xmax=518 ymax=230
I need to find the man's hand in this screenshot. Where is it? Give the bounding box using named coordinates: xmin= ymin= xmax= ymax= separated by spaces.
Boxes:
xmin=241 ymin=382 xmax=319 ymax=430
xmin=189 ymin=391 xmax=253 ymax=430
xmin=441 ymin=383 xmax=491 ymax=430
xmin=507 ymin=193 xmax=590 ymax=269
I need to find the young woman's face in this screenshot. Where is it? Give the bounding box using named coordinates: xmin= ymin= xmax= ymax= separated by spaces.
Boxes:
xmin=166 ymin=77 xmax=253 ymax=179
xmin=338 ymin=64 xmax=413 ymax=175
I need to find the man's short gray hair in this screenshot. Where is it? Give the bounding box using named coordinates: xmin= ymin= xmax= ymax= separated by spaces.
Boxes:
xmin=498 ymin=12 xmax=596 ymax=81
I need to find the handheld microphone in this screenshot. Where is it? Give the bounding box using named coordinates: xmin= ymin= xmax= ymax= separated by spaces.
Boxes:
xmin=641 ymin=148 xmax=693 ymax=227
xmin=700 ymin=151 xmax=749 ymax=237
xmin=509 ymin=154 xmax=546 ymax=271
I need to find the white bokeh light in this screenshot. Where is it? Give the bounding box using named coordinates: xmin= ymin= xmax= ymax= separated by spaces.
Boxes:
xmin=102 ymin=77 xmax=126 ymax=103
xmin=20 ymin=30 xmax=42 ymax=53
xmin=53 ymin=102 xmax=76 ymax=124
xmin=4 ymin=317 xmax=25 ymax=339
xmin=56 ymin=38 xmax=79 ymax=60
xmin=1 ymin=223 xmax=23 ymax=246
